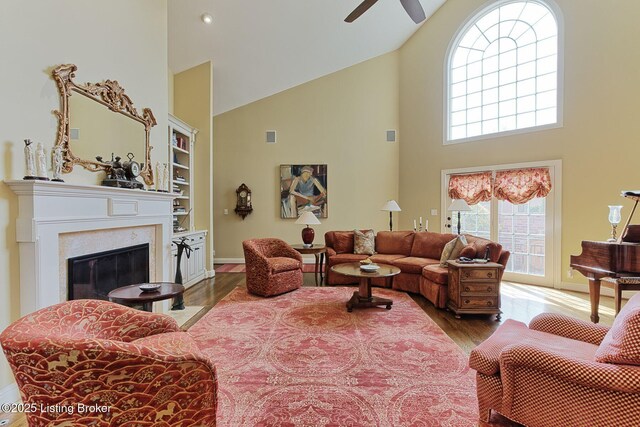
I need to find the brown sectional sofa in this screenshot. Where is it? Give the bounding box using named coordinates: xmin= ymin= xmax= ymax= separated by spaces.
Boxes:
xmin=325 ymin=230 xmax=510 ymax=308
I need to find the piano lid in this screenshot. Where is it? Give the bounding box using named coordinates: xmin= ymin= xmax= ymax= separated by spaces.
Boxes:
xmin=622 ymin=190 xmax=640 ymax=201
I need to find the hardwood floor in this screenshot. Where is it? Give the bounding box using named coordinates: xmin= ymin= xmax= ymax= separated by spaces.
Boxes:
xmin=1 ymin=271 xmax=615 ymax=427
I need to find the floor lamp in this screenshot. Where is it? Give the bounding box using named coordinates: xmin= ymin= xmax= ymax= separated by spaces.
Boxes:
xmin=447 ymin=199 xmax=472 ymax=234
xmin=381 ymin=200 xmax=402 ymax=231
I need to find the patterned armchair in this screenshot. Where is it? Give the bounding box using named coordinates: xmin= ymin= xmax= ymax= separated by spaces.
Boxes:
xmin=242 ymin=238 xmax=303 ymax=297
xmin=469 ymin=301 xmax=640 ymax=427
xmin=0 ymin=299 xmax=217 ymax=427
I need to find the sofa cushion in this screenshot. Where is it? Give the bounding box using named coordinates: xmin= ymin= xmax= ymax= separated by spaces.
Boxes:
xmin=376 ymin=231 xmax=415 ymax=256
xmin=595 ymin=292 xmax=640 ymax=366
xmin=440 ymin=235 xmax=468 ymax=266
xmin=328 ymin=253 xmax=369 ymax=265
xmin=354 ymin=229 xmax=375 ymax=255
xmin=370 ymin=254 xmax=406 ymax=264
xmin=422 ymin=264 xmax=449 ymax=285
xmin=470 ymin=319 xmax=598 ymax=376
xmin=333 ymin=231 xmax=354 ymax=254
xmin=268 ymin=257 xmax=301 ymax=273
xmin=410 ymin=232 xmax=455 ymax=259
xmin=465 ymin=235 xmax=502 ymax=263
xmin=393 ymin=257 xmax=439 ymax=274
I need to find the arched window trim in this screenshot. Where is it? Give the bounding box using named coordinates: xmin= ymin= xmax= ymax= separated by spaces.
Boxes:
xmin=443 ymin=0 xmax=564 ymax=145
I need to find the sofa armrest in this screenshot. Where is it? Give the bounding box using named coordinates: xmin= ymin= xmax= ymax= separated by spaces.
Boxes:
xmin=529 ymin=313 xmax=609 ymax=345
xmin=500 ymin=342 xmax=640 ymax=394
xmin=326 ymin=247 xmax=337 ymax=257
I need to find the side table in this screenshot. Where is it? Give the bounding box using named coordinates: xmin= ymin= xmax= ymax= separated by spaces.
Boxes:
xmin=291 ymin=244 xmax=327 ymax=286
xmin=108 ymin=282 xmax=185 ymax=312
xmin=446 ymin=260 xmax=503 ymax=321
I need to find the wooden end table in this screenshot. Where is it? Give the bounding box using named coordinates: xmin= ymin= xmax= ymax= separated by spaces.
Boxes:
xmin=291 ymin=244 xmax=327 ymax=286
xmin=108 ymin=282 xmax=185 ymax=312
xmin=446 ymin=260 xmax=503 ymax=321
xmin=331 ymin=262 xmax=400 ymax=312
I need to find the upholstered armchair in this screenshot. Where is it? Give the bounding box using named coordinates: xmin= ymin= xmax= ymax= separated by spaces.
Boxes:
xmin=242 ymin=238 xmax=303 ymax=297
xmin=0 ymin=299 xmax=217 ymax=427
xmin=469 ymin=296 xmax=640 ymax=427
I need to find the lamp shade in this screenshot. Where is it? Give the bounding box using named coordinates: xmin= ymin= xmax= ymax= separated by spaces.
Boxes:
xmin=295 ymin=211 xmax=321 ymax=225
xmin=448 ymin=199 xmax=472 ymax=212
xmin=381 ymin=200 xmax=402 ymax=212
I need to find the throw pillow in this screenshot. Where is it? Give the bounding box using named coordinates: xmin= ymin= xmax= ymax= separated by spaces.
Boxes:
xmin=459 ymin=245 xmax=476 ymax=258
xmin=439 ymin=235 xmax=468 ymax=266
xmin=354 ymin=229 xmax=375 ymax=255
xmin=594 ymin=292 xmax=640 ymax=366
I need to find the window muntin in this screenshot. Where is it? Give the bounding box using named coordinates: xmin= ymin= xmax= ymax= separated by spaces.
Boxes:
xmin=447 ymin=1 xmax=559 ymax=142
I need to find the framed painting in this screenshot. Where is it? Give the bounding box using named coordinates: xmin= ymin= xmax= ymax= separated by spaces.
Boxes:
xmin=280 ymin=164 xmax=328 ymax=218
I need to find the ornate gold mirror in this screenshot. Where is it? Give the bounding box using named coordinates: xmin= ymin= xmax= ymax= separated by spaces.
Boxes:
xmin=52 ymin=64 xmax=155 ymax=185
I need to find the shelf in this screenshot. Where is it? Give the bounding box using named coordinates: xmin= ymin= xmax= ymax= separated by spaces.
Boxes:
xmin=173 ymin=212 xmax=188 ymax=216
xmin=173 ymin=180 xmax=189 ymax=186
xmin=176 ymin=195 xmax=189 ymax=200
xmin=172 ymin=162 xmax=190 ymax=170
xmin=172 ymin=145 xmax=189 ymax=154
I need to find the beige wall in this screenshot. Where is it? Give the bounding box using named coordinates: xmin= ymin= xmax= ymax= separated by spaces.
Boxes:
xmin=0 ymin=0 xmax=168 ymax=393
xmin=398 ymin=0 xmax=640 ymax=286
xmin=213 ymin=52 xmax=400 ymax=259
xmin=174 ymin=62 xmax=215 ymax=270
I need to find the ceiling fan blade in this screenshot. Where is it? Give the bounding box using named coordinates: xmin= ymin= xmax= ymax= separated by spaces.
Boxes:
xmin=399 ymin=0 xmax=426 ymax=23
xmin=345 ymin=0 xmax=380 ymax=23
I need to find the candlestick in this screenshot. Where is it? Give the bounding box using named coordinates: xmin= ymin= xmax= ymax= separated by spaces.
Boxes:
xmin=425 ymin=219 xmax=429 ymax=231
xmin=413 ymin=219 xmax=417 ymax=231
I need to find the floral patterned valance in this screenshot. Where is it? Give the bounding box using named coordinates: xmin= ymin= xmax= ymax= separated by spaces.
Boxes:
xmin=448 ymin=172 xmax=492 ymax=205
xmin=494 ymin=168 xmax=552 ymax=204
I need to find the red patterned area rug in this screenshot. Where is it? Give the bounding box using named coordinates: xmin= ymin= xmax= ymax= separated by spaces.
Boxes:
xmin=188 ymin=287 xmax=479 ymax=426
xmin=216 ymin=263 xmax=318 ymax=273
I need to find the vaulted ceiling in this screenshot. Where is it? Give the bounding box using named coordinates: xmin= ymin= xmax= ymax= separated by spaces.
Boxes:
xmin=168 ymin=0 xmax=446 ymax=115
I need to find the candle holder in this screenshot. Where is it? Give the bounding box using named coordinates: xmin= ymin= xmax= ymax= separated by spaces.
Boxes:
xmin=608 ymin=205 xmax=623 ymax=242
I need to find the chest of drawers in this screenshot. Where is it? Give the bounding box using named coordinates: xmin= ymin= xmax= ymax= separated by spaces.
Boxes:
xmin=446 ymin=260 xmax=504 ymax=321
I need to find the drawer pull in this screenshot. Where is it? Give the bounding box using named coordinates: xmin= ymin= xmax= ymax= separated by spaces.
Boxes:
xmin=464 ymin=299 xmax=470 ymax=304
xmin=486 ymin=301 xmax=492 ymax=306
xmin=487 ymin=272 xmax=493 ymax=278
xmin=464 ymin=287 xmax=470 ymax=292
xmin=487 ymin=286 xmax=492 ymax=292
xmin=463 ymin=271 xmax=470 ymax=278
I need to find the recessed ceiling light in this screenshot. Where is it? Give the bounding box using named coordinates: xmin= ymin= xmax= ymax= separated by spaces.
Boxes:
xmin=201 ymin=13 xmax=213 ymax=25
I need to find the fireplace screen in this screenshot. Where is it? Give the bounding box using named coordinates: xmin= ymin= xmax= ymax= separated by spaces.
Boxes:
xmin=68 ymin=243 xmax=150 ymax=301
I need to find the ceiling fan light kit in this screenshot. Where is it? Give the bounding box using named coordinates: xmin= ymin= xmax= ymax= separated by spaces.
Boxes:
xmin=345 ymin=0 xmax=426 ymax=24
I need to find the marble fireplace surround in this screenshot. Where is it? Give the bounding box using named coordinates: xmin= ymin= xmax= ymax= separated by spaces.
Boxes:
xmin=6 ymin=180 xmax=175 ymax=316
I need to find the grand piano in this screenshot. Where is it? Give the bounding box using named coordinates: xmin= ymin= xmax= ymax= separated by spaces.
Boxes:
xmin=570 ymin=191 xmax=640 ymax=323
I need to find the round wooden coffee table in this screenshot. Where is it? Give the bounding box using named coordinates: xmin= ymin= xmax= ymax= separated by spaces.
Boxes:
xmin=108 ymin=282 xmax=185 ymax=312
xmin=331 ymin=263 xmax=400 ymax=312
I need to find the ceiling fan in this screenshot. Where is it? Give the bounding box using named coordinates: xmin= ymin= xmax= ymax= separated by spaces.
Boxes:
xmin=345 ymin=0 xmax=426 ymax=24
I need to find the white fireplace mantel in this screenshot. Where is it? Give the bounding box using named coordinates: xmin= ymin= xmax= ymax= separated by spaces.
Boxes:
xmin=5 ymin=180 xmax=176 ymax=316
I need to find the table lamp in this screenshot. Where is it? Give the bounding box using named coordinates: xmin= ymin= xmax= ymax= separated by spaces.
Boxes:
xmin=381 ymin=200 xmax=402 ymax=231
xmin=447 ymin=199 xmax=472 ymax=235
xmin=295 ymin=211 xmax=321 ymax=247
xmin=608 ymin=205 xmax=622 ymax=242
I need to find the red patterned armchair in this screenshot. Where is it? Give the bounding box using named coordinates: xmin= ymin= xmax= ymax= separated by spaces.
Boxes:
xmin=0 ymin=299 xmax=217 ymax=427
xmin=242 ymin=238 xmax=303 ymax=297
xmin=470 ymin=294 xmax=640 ymax=427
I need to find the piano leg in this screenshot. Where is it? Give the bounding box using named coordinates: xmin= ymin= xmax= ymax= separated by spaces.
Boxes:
xmin=588 ymin=277 xmax=601 ymax=324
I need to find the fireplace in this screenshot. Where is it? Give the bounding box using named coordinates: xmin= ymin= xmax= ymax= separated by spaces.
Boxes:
xmin=68 ymin=244 xmax=150 ymax=301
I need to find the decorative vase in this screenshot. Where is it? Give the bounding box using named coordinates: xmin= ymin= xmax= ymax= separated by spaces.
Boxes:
xmin=302 ymin=226 xmax=315 ymax=245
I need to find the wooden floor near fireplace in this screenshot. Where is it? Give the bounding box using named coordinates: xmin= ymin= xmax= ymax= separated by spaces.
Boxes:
xmin=1 ymin=270 xmax=615 ymax=427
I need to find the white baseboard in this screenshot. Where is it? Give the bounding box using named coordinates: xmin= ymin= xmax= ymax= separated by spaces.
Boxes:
xmin=559 ymin=281 xmax=618 ymax=298
xmin=206 ymin=269 xmax=215 ymax=278
xmin=0 ymin=382 xmax=20 ymax=404
xmin=215 ymin=257 xmax=317 ymax=264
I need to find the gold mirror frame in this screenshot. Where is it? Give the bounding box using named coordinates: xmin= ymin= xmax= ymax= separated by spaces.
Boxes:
xmin=52 ymin=64 xmax=156 ymax=186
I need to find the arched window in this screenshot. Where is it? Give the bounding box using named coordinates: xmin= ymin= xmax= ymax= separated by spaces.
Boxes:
xmin=446 ymin=0 xmax=561 ymax=143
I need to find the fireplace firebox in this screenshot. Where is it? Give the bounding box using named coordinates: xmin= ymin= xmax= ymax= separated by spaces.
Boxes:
xmin=68 ymin=244 xmax=150 ymax=301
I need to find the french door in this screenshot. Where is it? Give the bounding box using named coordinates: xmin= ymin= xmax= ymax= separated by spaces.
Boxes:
xmin=443 ymin=161 xmax=561 ymax=287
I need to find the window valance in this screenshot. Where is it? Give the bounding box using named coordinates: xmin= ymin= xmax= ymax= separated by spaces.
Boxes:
xmin=448 ymin=172 xmax=492 ymax=205
xmin=493 ymin=168 xmax=552 ymax=204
